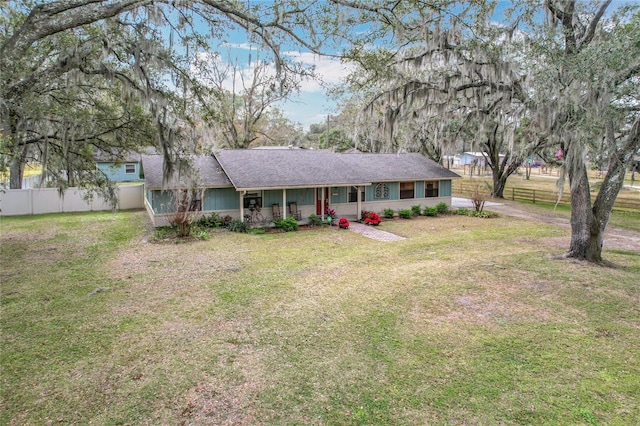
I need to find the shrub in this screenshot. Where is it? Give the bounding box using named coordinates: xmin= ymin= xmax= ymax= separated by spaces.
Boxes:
xmin=435 ymin=202 xmax=448 ymax=214
xmin=360 ymin=210 xmax=371 ymax=221
xmin=308 ymin=214 xmax=323 ymax=227
xmin=398 ymin=209 xmax=412 ymax=219
xmin=471 ymin=210 xmax=499 ymax=218
xmin=151 ymin=227 xmax=172 ymax=241
xmin=197 ymin=212 xmax=222 ymax=228
xmin=338 ymin=217 xmax=350 ymax=229
xmin=227 ymin=219 xmax=249 ymax=233
xmin=274 ymin=217 xmax=299 ymax=232
xmin=325 ymin=207 xmax=337 ymax=221
xmin=470 ymin=181 xmax=491 ymax=213
xmin=192 ymin=226 xmax=210 ymax=240
xmin=364 ymin=212 xmax=381 ymax=226
xmin=383 ymin=208 xmax=395 ymax=218
xmin=411 ymin=205 xmax=422 ymax=216
xmin=423 ymin=206 xmax=438 ymax=216
xmin=454 ymin=208 xmax=498 ymax=218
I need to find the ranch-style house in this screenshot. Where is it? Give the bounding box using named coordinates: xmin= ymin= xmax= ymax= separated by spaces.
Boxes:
xmin=141 ymin=148 xmax=461 ymax=227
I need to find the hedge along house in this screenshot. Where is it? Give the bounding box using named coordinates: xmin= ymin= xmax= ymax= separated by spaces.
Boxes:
xmin=141 ymin=149 xmax=460 ymax=227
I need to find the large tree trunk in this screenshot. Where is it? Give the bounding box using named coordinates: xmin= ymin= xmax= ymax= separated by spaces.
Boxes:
xmin=492 ymin=172 xmax=508 ymax=199
xmin=566 ymin=118 xmax=640 ymax=262
xmin=566 ymin=162 xmax=602 ymax=261
xmin=9 ymin=144 xmax=28 ymax=189
xmin=489 ymin=155 xmax=522 ymax=199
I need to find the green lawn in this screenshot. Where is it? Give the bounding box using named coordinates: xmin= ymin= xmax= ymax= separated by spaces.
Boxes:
xmin=1 ymin=211 xmax=639 ymax=425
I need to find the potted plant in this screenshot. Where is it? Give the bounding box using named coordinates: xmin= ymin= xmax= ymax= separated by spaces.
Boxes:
xmin=338 ymin=217 xmax=350 ymax=229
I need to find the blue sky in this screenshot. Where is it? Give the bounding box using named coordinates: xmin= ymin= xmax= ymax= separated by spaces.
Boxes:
xmin=210 ymin=42 xmax=354 ymax=130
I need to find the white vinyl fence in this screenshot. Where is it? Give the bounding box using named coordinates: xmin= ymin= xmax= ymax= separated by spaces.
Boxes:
xmin=0 ymin=184 xmax=144 ymax=216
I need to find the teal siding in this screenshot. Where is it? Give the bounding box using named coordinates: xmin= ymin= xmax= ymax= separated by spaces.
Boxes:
xmin=364 ymin=185 xmax=374 ymax=201
xmin=203 ymin=188 xmax=239 ymax=210
xmin=151 ymin=190 xmax=175 ymax=213
xmin=388 ymin=182 xmax=400 ymax=200
xmin=331 ymin=187 xmax=347 ymax=204
xmin=439 ymin=179 xmax=452 ymax=197
xmin=97 ymin=162 xmax=140 ymax=182
xmin=287 ymin=188 xmax=315 ymax=206
xmin=263 ymin=190 xmax=284 ymax=210
xmin=415 ymin=181 xmax=425 ymax=199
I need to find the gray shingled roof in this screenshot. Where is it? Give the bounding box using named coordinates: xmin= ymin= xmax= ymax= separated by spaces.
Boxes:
xmin=143 ymin=150 xmax=460 ymax=190
xmin=214 ymin=149 xmax=460 ymax=190
xmin=141 ymin=155 xmax=232 ymax=190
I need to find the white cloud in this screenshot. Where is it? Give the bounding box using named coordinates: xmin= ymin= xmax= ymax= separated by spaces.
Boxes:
xmin=220 ymin=42 xmax=257 ymax=50
xmin=284 ymin=51 xmax=355 ymax=92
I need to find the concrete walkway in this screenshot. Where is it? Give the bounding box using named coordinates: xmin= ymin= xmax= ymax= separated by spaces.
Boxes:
xmin=347 ymin=221 xmax=406 ymax=242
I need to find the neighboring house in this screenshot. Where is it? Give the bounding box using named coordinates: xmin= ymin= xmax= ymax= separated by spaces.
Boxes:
xmin=95 ymin=150 xmax=153 ymax=182
xmin=141 ymin=149 xmax=461 ymax=227
xmin=458 ymin=152 xmax=506 ymax=167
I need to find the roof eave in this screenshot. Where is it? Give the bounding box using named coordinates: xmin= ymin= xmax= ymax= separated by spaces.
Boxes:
xmin=235 ymin=182 xmax=373 ymax=191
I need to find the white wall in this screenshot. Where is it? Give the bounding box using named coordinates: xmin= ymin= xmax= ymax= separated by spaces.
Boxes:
xmin=0 ymin=185 xmax=144 ymax=216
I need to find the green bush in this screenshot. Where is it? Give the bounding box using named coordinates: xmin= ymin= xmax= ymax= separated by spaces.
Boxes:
xmin=151 ymin=226 xmax=172 ymax=241
xmin=274 ymin=217 xmax=299 ymax=232
xmin=411 ymin=205 xmax=422 ymax=216
xmin=227 ymin=219 xmax=249 ymax=233
xmin=192 ymin=226 xmax=210 ymax=240
xmin=398 ymin=209 xmax=412 ymax=219
xmin=453 ymin=208 xmax=498 ymax=218
xmin=471 ymin=211 xmax=499 ymax=218
xmin=435 ymin=202 xmax=448 ymax=214
xmin=423 ymin=206 xmax=438 ymax=216
xmin=383 ymin=208 xmax=395 ymax=218
xmin=197 ymin=212 xmax=223 ymax=228
xmin=308 ymin=214 xmax=323 ymax=227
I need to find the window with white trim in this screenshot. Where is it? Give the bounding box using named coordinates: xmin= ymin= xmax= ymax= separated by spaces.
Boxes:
xmin=243 ymin=191 xmax=262 ymax=209
xmin=425 ymin=181 xmax=439 ymax=197
xmin=400 ymin=181 xmax=414 ymax=199
xmin=125 ymin=163 xmax=136 ymax=174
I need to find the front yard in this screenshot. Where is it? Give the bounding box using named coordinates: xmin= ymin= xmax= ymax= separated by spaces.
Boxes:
xmin=1 ymin=210 xmax=639 ymax=425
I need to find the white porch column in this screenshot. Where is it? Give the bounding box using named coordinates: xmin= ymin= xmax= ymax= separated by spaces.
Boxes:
xmin=357 ymin=186 xmax=362 ymax=218
xmin=239 ymin=191 xmax=245 ymax=220
xmin=321 ymin=187 xmax=325 ymax=221
xmin=282 ymin=189 xmax=287 ymax=219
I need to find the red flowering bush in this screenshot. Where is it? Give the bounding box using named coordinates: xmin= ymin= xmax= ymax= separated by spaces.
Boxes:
xmin=325 ymin=206 xmax=337 ymax=221
xmin=364 ymin=212 xmax=381 ymax=226
xmin=338 ymin=217 xmax=350 ymax=229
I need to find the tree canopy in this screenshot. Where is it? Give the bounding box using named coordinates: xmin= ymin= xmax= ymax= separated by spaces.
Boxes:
xmin=2 ymin=0 xmax=638 ymax=262
xmin=0 ymin=0 xmax=345 ymax=190
xmin=335 ymin=0 xmax=639 ymax=261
